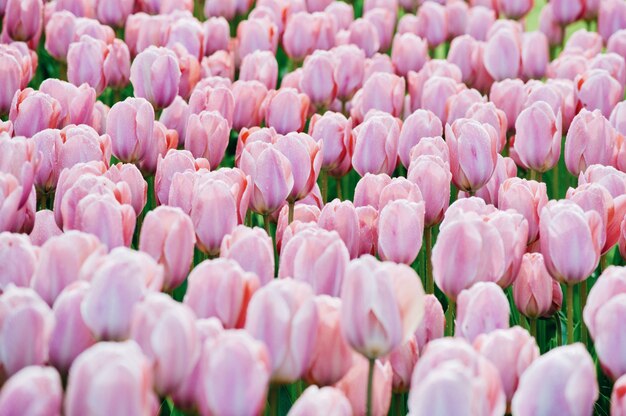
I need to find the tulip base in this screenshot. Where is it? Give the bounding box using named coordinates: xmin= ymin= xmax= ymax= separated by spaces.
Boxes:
xmin=320 ymin=170 xmax=328 ymax=203
xmin=288 ymin=201 xmax=295 ymax=224
xmin=425 ymin=227 xmax=433 ymax=294
xmin=366 ymin=357 xmax=375 ymax=416
xmin=445 ymin=299 xmax=456 ymax=336
xmin=335 ymin=177 xmax=343 ymax=200
xmin=530 ymin=318 xmax=537 ymax=340
xmin=566 ymin=284 xmax=574 ymax=344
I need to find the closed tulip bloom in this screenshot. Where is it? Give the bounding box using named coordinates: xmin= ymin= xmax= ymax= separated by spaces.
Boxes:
xmin=489 ymin=79 xmax=526 ymax=131
xmin=107 ymin=97 xmax=154 ymax=164
xmin=140 ymin=119 xmax=178 ymax=175
xmin=360 ymin=72 xmax=405 ymax=118
xmin=245 ymin=278 xmax=318 ymax=383
xmin=289 ymin=386 xmax=352 ymax=416
xmin=282 ymin=12 xmax=317 ymax=61
xmin=474 ymin=327 xmax=539 ymax=404
xmin=67 ymin=36 xmax=107 ymax=94
xmin=0 ymin=47 xmax=25 ymax=115
xmin=408 ymin=338 xmax=506 ymax=416
xmin=103 ymin=163 xmax=146 ymax=216
xmin=499 ymin=178 xmax=548 ymax=244
xmin=95 ymin=0 xmax=133 ymax=27
xmin=237 ymin=17 xmax=279 ymax=60
xmin=308 ymin=111 xmax=354 ymax=176
xmin=0 ymin=365 xmax=62 ymax=415
xmin=184 ymin=110 xmax=229 ymax=169
xmin=318 ymin=199 xmax=360 ymax=259
xmin=575 ymin=69 xmax=623 ymax=118
xmin=408 ymin=135 xmax=450 ymax=165
xmin=201 ymin=17 xmax=228 ymax=56
xmin=345 ymin=18 xmax=380 ymax=58
xmin=9 ymin=89 xmax=61 ymax=137
xmin=102 ymin=39 xmax=130 ymax=90
xmin=155 ymin=150 xmax=204 ymax=205
xmin=609 ymin=30 xmax=626 ymax=61
xmin=497 ymin=0 xmax=533 ymax=19
xmin=537 ymin=3 xmax=563 ymax=46
xmin=513 ymin=101 xmax=562 ymax=173
xmin=0 ymin=286 xmax=53 ymax=376
xmin=2 ymin=0 xmax=43 ymax=43
xmin=28 ymin=210 xmax=61 ymax=246
xmin=377 ymin=199 xmax=425 ymax=265
xmin=377 ymin=177 xmax=423 ymax=211
xmin=398 ymin=110 xmax=443 ymax=169
xmin=335 ymin=354 xmax=393 ymax=416
xmin=407 ymin=60 xmax=462 ymax=112
xmin=484 ymin=29 xmax=521 ymax=81
xmin=305 ymin=296 xmax=353 ymax=386
xmin=130 ymin=46 xmax=180 ymax=109
xmin=486 ymin=210 xmax=529 ymax=289
xmin=449 ymin=34 xmax=483 ymax=87
xmin=612 ymin=374 xmax=626 ymax=416
xmin=589 ymin=53 xmax=626 ymax=87
xmin=550 ymin=0 xmax=584 ymax=25
xmin=279 ymin=227 xmax=349 ymax=296
xmin=183 ymin=258 xmax=259 ymax=329
xmin=263 ymin=88 xmax=310 ymax=135
xmin=352 ymin=112 xmax=400 ymax=177
xmin=599 ymin=0 xmax=626 ymax=43
xmin=612 ymin=101 xmax=626 ymax=137
xmin=586 ymin=293 xmax=626 ymax=380
xmin=239 ymin=50 xmax=278 ymax=91
xmin=413 ymin=294 xmax=445 ymax=351
xmin=445 ymin=89 xmax=484 ymax=126
xmin=466 ymin=6 xmax=497 ymax=42
xmin=81 ymin=248 xmax=164 ymax=340
xmin=585 ymin=267 xmax=626 ymax=341
xmin=415 ymin=2 xmax=447 ymax=48
xmin=390 ymin=33 xmax=427 ymax=78
xmin=540 ymin=200 xmax=604 ymax=284
xmin=220 ymin=225 xmax=274 ymax=286
xmin=363 ymin=7 xmax=395 ymax=52
xmin=565 ymin=109 xmax=616 ymax=176
xmin=520 ymin=31 xmax=549 ymax=80
xmin=512 ymin=344 xmax=598 ymax=416
xmin=0 ymin=233 xmax=36 ymax=291
xmin=422 ymin=76 xmax=464 ymax=125
xmin=454 ymin=282 xmax=510 ymax=342
xmin=407 ymin=157 xmax=450 ymax=226
xmin=341 ymin=255 xmax=425 ymax=359
xmin=332 ymin=44 xmax=365 ymax=101
xmin=458 ymin=155 xmax=517 ymax=207
xmin=385 ymin=336 xmax=419 ymax=393
xmin=37 ymin=79 xmax=96 ymax=129
xmin=204 ymin=0 xmax=235 ymax=19
xmin=272 ymin=132 xmax=322 ymax=202
xmin=300 ymin=51 xmax=338 ymax=108
xmin=446 ymin=118 xmax=499 ymax=193
xmin=160 ymin=97 xmax=190 ymax=146
xmin=31 ymin=232 xmax=105 ymax=306
xmin=579 ymin=164 xmax=626 ymax=199
xmin=139 ymin=206 xmax=194 ymax=292
xmin=353 ymin=173 xmax=391 ymax=209
xmin=64 ymin=341 xmax=158 ymax=416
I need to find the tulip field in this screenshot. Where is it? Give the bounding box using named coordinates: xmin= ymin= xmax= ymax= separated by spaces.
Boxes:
xmin=4 ymin=0 xmax=626 ymax=414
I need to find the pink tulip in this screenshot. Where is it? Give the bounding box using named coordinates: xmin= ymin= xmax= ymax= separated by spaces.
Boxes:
xmin=236 ymin=17 xmax=279 ymax=60
xmin=0 ymin=365 xmax=62 ymax=415
xmin=415 ymin=2 xmax=447 ymax=48
xmin=584 ymin=267 xmax=626 ymax=341
xmin=166 ymin=16 xmax=205 ymax=60
xmin=579 ymin=164 xmax=626 ymax=198
xmin=0 ymin=286 xmax=54 ymax=376
xmin=599 ymin=0 xmax=626 ymax=44
xmin=550 ymin=0 xmax=584 ymax=25
xmin=398 ymin=110 xmax=442 ymax=168
xmin=586 ymin=292 xmax=626 ymax=380
xmin=513 ymin=101 xmax=562 ymax=173
xmin=106 ymin=97 xmax=155 ymax=165
xmin=363 ymin=8 xmax=395 ymax=52
xmin=202 ymin=17 xmax=229 ymax=56
xmin=220 ymin=225 xmax=274 ymax=286
xmin=289 ymin=386 xmax=352 ymax=415
xmin=0 ymin=45 xmax=27 ymax=115
xmin=484 ymin=28 xmax=521 ymax=81
xmin=354 ymin=205 xmax=377 ymax=257
xmin=94 ymin=0 xmax=133 ymax=27
xmin=390 ymin=33 xmax=428 ymax=78
xmin=377 ymin=199 xmax=425 ymax=265
xmin=0 ymin=233 xmax=36 ymax=291
xmin=511 ymin=344 xmax=598 ymax=415
xmin=353 ymin=173 xmax=391 ymax=209
xmin=239 ymin=50 xmax=278 ymax=91
xmin=67 ymin=35 xmax=107 ymax=94
xmin=454 ymin=282 xmax=510 ymax=342
xmin=612 ymin=374 xmax=626 ymax=416
xmin=37 ymin=79 xmax=96 ymax=129
xmin=423 ymin=76 xmax=465 ymax=125
xmin=80 ymin=248 xmax=163 ymax=340
xmin=447 ymin=36 xmax=480 ymax=87
xmin=590 ymin=53 xmax=626 ymax=86
xmin=340 ymin=255 xmax=425 ymax=358
xmin=283 ymin=12 xmax=319 ymax=61
xmin=413 ymin=294 xmax=445 ymax=352
xmin=489 ymin=79 xmax=526 ymax=131
xmin=200 ymin=53 xmax=233 ymax=83
xmin=344 ymin=18 xmax=380 ymax=58
xmin=9 ymin=89 xmax=61 ymax=137
xmin=446 ymin=118 xmax=498 ymax=193
xmin=377 ymin=176 xmax=423 ymax=211
xmin=305 ymin=296 xmax=354 ymax=386
xmin=385 ymin=336 xmax=419 ymax=393
xmin=31 ymin=232 xmax=105 ymax=306
xmin=565 ymin=109 xmax=616 ymax=176
xmin=352 ymin=112 xmax=400 ymax=176
xmin=130 ymin=46 xmax=181 ymax=109
xmin=497 ymin=0 xmax=533 ymax=19
xmin=102 ymin=39 xmax=130 ymax=90
xmin=28 ymin=210 xmax=61 ymax=247
xmin=197 ymin=330 xmax=270 ymax=416
xmin=335 ymin=354 xmax=393 ymax=416
xmin=540 ymin=200 xmax=604 ymax=284
xmin=458 ymin=154 xmax=517 ymax=207
xmin=155 ymin=149 xmax=204 ymax=205
xmin=245 ymin=278 xmax=318 ymax=383
xmin=273 ymin=132 xmax=322 ymax=202
xmin=160 ymin=98 xmax=190 ymax=146
xmin=184 ymin=110 xmax=229 ymax=169
xmin=499 ymin=178 xmax=548 ymax=244
xmin=331 ymin=44 xmax=365 ymax=101
xmin=406 ymin=156 xmax=450 ymax=226
xmin=608 ymin=29 xmax=626 ymax=61
xmin=2 ymin=0 xmax=43 ymax=43
xmin=408 ymin=338 xmax=506 ymax=416
xmin=64 ymin=341 xmax=158 ymax=416
xmin=538 ymin=3 xmax=563 ymax=46
xmin=520 ymin=31 xmax=549 ymax=80
xmin=300 ymin=50 xmax=338 ymax=108
xmin=318 ymin=199 xmax=360 ymax=259
xmin=183 ymin=258 xmax=259 ymax=329
xmin=262 ymin=88 xmax=310 ymax=135
xmin=204 ymin=0 xmax=236 ymax=19
xmin=466 ymin=6 xmax=497 ymax=41
xmin=408 ymin=135 xmax=449 ymax=164
xmin=308 ymin=111 xmax=354 ymax=177
xmin=360 ymin=72 xmax=405 ymax=118
xmin=407 ymin=60 xmax=462 ymax=112
xmin=563 ymin=29 xmax=602 ymax=59
xmin=575 ymin=69 xmax=624 ymax=118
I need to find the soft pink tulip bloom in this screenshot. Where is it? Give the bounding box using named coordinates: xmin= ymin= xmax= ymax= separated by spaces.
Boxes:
xmin=423 ymin=76 xmax=466 ymax=125
xmin=245 ymin=278 xmax=318 ymax=383
xmin=407 ymin=60 xmax=462 ymax=112
xmin=279 ymin=227 xmax=349 ymax=296
xmin=520 ymin=31 xmax=549 ymax=80
xmin=407 ymin=156 xmax=450 ymax=226
xmin=567 ymin=183 xmax=626 ymax=254
xmin=360 ymin=72 xmax=405 ymax=118
xmin=305 ymin=296 xmax=354 ymax=386
xmin=197 ymin=330 xmax=270 ymax=416
xmin=94 ymin=0 xmax=133 ymax=27
xmin=64 ymin=341 xmax=158 ymax=416
xmin=599 ymin=0 xmax=626 ymax=43
xmin=0 ymin=44 xmax=28 ymax=115
xmin=31 ymin=232 xmax=105 ymax=306
xmin=220 ymin=225 xmax=274 ymax=286
xmin=565 ymin=109 xmax=617 ymax=176
xmin=239 ymin=141 xmax=294 ymax=215
xmin=377 ymin=176 xmax=423 ymax=211
xmin=160 ymin=98 xmax=190 ymax=146
xmin=513 ymin=253 xmax=554 ymax=319
xmin=511 ymin=344 xmax=598 ymax=416
xmin=239 ymin=50 xmax=278 ymax=91
xmin=0 ymin=179 xmax=34 ymax=234
xmin=484 ymin=28 xmax=521 ymax=82
xmin=474 ymin=327 xmax=539 ymax=405
xmin=204 ymin=0 xmax=236 ymax=19
xmin=106 ymin=97 xmax=154 ymax=165
xmin=445 ymin=1 xmax=468 ymax=38
xmin=415 ymin=2 xmax=447 ymax=48
xmin=363 ymin=53 xmax=395 ymax=82
xmin=390 ymin=33 xmax=428 ymax=78
xmin=0 ymin=286 xmax=54 ymax=376
xmin=289 ymin=386 xmax=352 ymax=415
xmin=183 ymin=258 xmax=259 ymax=329
xmin=340 ymin=255 xmax=425 ymax=358
xmin=447 ymin=36 xmax=480 ymax=87
xmin=454 ymin=282 xmax=510 ymax=342
xmin=377 ymin=199 xmax=425 ymax=265
xmin=590 ymin=53 xmax=626 ymax=87
xmin=130 ymin=46 xmax=181 ymax=109
xmin=513 ymin=101 xmax=562 ymax=173
xmin=36 ymin=79 xmax=95 ymax=129
xmin=331 ymin=44 xmax=365 ymax=101
xmin=466 ymin=102 xmax=508 ymax=153
xmin=444 ymin=89 xmax=484 ymax=127
xmin=103 ymin=163 xmax=145 ymax=216
xmin=550 ymin=0 xmax=584 ymax=25
xmin=613 ymin=374 xmax=626 ymax=415
xmin=408 ymin=338 xmax=506 ymax=416
xmin=497 ymin=0 xmax=533 ymax=19
xmin=28 ymin=210 xmax=61 ymax=247
xmin=276 ymin=206 xmax=320 ymax=253
xmin=413 ymin=294 xmax=445 ymax=352
xmin=9 ymin=89 xmax=61 ymax=137
xmin=433 ymin=210 xmax=505 ymax=299
xmin=547 ymin=54 xmax=589 ymax=82
xmin=408 ymin=135 xmax=449 ymax=164
xmin=262 ymin=88 xmax=309 ymax=134
xmin=80 ymin=248 xmax=163 ymax=340
xmin=335 ymin=354 xmax=392 ymax=416
xmin=540 ymin=200 xmax=604 ymax=284
xmin=67 ymin=35 xmax=107 ymax=94
xmin=537 ymin=3 xmax=563 ymax=46
xmin=489 ymin=79 xmax=526 ymax=131
xmin=0 ymin=233 xmax=36 ymax=291
xmin=300 ymin=51 xmax=338 ymax=108
xmin=141 ymin=121 xmax=178 ymax=174
xmin=499 ymin=178 xmax=548 ymax=244
xmin=352 ymin=112 xmax=400 ymax=176
xmin=0 ymin=365 xmax=62 ymax=415
xmin=363 ymin=7 xmax=395 ymax=52
xmin=608 ymin=29 xmax=626 ymax=61
xmin=385 ymin=336 xmax=419 ymax=393
xmin=579 ymin=164 xmax=626 ymax=198
xmin=354 ymin=205 xmax=377 ymax=256
xmin=237 ymin=17 xmax=279 ymax=60
xmin=575 ymin=69 xmax=624 ymax=118
xmin=398 ymin=110 xmax=442 ymax=168
xmin=563 ymin=29 xmax=602 ymax=59
xmin=353 ymin=173 xmax=391 ymax=209
xmin=446 ymin=118 xmax=498 ymax=193
xmin=464 ymin=6 xmax=496 ymax=42
xmin=584 ymin=267 xmax=626 ymax=340
xmin=2 ymin=0 xmax=43 ymax=43
xmin=273 ymin=132 xmax=322 ymax=203
xmin=344 ymin=18 xmax=380 ymax=58
xmin=102 ymin=39 xmax=130 ymax=90
xmin=139 ymin=206 xmax=194 ymax=292
xmin=486 ymin=209 xmax=529 ymax=289
xmin=308 ymin=111 xmax=354 ymax=177
xmin=318 ymin=199 xmax=360 ymax=259
xmin=202 ymin=17 xmax=229 ymax=57
xmin=184 ymin=110 xmax=229 ymax=169
xmin=283 ymin=12 xmax=320 ymax=61
xmin=52 ymin=0 xmax=95 ymax=18
xmin=130 ymin=293 xmax=198 ymax=396
xmin=458 ymin=154 xmax=516 ymax=207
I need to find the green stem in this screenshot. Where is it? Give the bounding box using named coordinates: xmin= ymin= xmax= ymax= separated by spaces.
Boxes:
xmin=445 ymin=299 xmax=456 ymax=336
xmin=37 ymin=189 xmax=48 ymax=211
xmin=245 ymin=210 xmax=252 ymax=227
xmin=530 ymin=318 xmax=537 ymax=340
xmin=269 ymin=384 xmax=279 ymax=416
xmin=529 ymin=169 xmax=537 ymax=181
xmin=263 ymin=214 xmax=271 ymax=236
xmin=566 ymin=284 xmax=574 ymax=344
xmin=335 ymin=177 xmax=343 ymax=200
xmin=555 ymin=313 xmax=562 ymax=347
xmin=580 ymin=280 xmax=588 ymax=346
xmin=320 ymin=170 xmax=328 ymax=204
xmin=601 ymin=253 xmax=609 ymax=272
xmin=288 ymin=200 xmax=295 ymax=225
xmin=425 ymin=227 xmax=433 ymax=294
xmin=366 ymin=358 xmax=375 ymax=416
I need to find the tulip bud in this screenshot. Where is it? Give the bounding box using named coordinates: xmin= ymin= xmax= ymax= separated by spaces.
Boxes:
xmin=2 ymin=0 xmax=43 ymax=43
xmin=289 ymin=386 xmax=352 ymax=416
xmin=335 ymin=354 xmax=393 ymax=416
xmin=220 ymin=225 xmax=274 ymax=286
xmin=0 ymin=232 xmax=37 ymax=291
xmin=352 ymin=111 xmax=400 ymax=176
xmin=107 ymin=97 xmax=155 ymax=165
xmin=377 ymin=199 xmax=425 ymax=265
xmin=415 ymin=2 xmax=447 ymax=48
xmin=398 ymin=109 xmax=443 ymax=169
xmin=237 ymin=17 xmax=279 ymax=60
xmin=263 ymin=88 xmax=310 ymax=135
xmin=9 ymin=89 xmax=61 ymax=137
xmin=308 ymin=111 xmax=354 ymax=177
xmin=484 ymin=28 xmax=521 ymax=81
xmin=130 ymin=46 xmax=181 ymax=109
xmin=67 ymin=35 xmax=107 ymax=94
xmin=455 ymin=282 xmax=510 ymax=342
xmin=565 ymin=109 xmax=617 ymax=177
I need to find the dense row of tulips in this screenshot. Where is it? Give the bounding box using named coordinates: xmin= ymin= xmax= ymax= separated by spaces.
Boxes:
xmin=3 ymin=0 xmax=626 ymax=414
